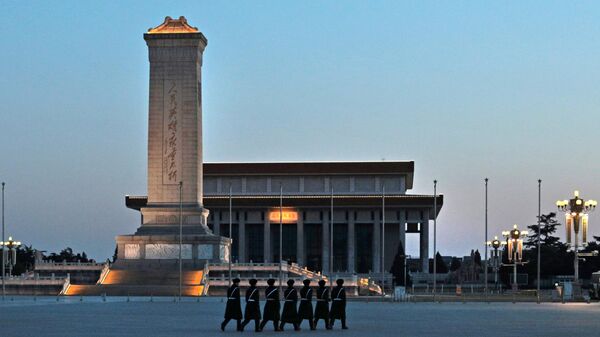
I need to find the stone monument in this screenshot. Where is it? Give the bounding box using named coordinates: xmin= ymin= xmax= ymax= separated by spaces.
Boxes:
xmin=114 ymin=16 xmax=230 ymax=269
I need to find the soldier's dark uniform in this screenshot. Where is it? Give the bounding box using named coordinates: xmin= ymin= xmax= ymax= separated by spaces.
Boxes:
xmin=298 ymin=279 xmax=315 ymax=330
xmin=313 ymin=279 xmax=331 ymax=329
xmin=241 ymin=279 xmax=261 ymax=332
xmin=329 ymin=279 xmax=348 ymax=329
xmin=221 ymin=278 xmax=242 ymax=331
xmin=259 ymin=278 xmax=280 ymax=331
xmin=279 ymin=279 xmax=300 ymax=331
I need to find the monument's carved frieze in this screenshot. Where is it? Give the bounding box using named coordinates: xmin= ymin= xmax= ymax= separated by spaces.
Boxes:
xmin=145 ymin=244 xmax=192 ymax=259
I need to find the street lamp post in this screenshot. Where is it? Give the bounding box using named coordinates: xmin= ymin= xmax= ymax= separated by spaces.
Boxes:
xmin=0 ymin=236 xmax=21 ymax=278
xmin=501 ymin=225 xmax=528 ymax=290
xmin=486 ymin=236 xmax=505 ymax=291
xmin=556 ymin=191 xmax=597 ymax=284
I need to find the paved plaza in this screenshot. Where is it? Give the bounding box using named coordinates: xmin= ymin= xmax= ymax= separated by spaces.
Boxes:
xmin=1 ymin=297 xmax=599 ymax=336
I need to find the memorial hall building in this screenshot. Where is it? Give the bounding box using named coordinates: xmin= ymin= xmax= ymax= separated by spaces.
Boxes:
xmin=127 ymin=160 xmax=442 ymax=275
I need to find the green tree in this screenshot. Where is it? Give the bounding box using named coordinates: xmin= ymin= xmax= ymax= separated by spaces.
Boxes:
xmin=46 ymin=247 xmax=91 ymax=263
xmin=429 ymin=252 xmax=449 ymax=273
xmin=389 ymin=241 xmax=412 ymax=286
xmin=12 ymin=245 xmax=36 ymax=275
xmin=449 ymin=257 xmax=462 ymax=272
xmin=521 ymin=213 xmax=573 ymax=287
xmin=525 ymin=212 xmax=562 ymax=248
xmin=473 ymin=250 xmax=482 ymax=266
xmin=112 ymin=245 xmax=118 ymax=263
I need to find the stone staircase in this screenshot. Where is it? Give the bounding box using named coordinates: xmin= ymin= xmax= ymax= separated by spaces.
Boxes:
xmin=63 ymin=267 xmax=207 ymax=297
xmin=205 ymin=262 xmax=381 ymax=297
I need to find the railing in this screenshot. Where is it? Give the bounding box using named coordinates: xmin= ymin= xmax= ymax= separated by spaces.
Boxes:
xmin=207 ymin=262 xmax=327 ymax=281
xmin=288 ymin=264 xmax=327 ymax=281
xmin=59 ymin=275 xmax=71 ymax=295
xmin=207 ymin=276 xmax=327 ymax=286
xmin=96 ymin=263 xmax=111 ymax=285
xmin=2 ymin=274 xmax=68 ymax=286
xmin=208 ymin=262 xmax=287 ymax=269
xmin=201 ymin=263 xmax=210 ymax=296
xmin=35 ymin=261 xmax=106 ymax=271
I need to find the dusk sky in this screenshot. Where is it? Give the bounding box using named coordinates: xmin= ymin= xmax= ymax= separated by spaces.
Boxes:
xmin=1 ymin=1 xmax=599 ymax=260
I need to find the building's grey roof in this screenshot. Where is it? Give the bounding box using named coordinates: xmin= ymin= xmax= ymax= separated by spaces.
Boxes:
xmin=203 ymin=161 xmax=415 ymax=189
xmin=125 ymin=193 xmax=443 ymax=218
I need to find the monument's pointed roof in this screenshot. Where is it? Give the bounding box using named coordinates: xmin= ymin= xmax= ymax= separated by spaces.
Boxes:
xmin=148 ymin=16 xmax=199 ymax=34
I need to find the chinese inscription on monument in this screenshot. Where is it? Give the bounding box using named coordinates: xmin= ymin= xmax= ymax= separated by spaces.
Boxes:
xmin=163 ymin=79 xmax=182 ymax=184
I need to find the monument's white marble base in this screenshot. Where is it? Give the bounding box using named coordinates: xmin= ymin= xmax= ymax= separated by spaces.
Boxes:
xmin=114 ymin=234 xmax=230 ymax=269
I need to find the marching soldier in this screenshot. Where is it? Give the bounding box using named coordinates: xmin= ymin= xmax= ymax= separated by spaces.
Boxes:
xmin=298 ymin=279 xmax=315 ymax=330
xmin=329 ymin=278 xmax=348 ymax=329
xmin=279 ymin=279 xmax=300 ymax=331
xmin=259 ymin=278 xmax=281 ymax=331
xmin=221 ymin=278 xmax=242 ymax=331
xmin=241 ymin=279 xmax=261 ymax=332
xmin=313 ymin=279 xmax=331 ymax=329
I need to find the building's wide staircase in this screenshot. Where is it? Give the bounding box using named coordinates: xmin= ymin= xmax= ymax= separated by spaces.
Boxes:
xmin=205 ymin=262 xmax=382 ymax=297
xmin=63 ymin=267 xmax=207 ymax=297
xmin=62 ymin=262 xmax=382 ymax=297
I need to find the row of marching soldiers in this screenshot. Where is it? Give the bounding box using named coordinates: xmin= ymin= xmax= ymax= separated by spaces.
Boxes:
xmin=221 ymin=278 xmax=348 ymax=332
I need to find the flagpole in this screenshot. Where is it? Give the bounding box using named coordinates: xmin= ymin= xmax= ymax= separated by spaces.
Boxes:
xmin=484 ymin=178 xmax=488 ymax=300
xmin=537 ymin=179 xmax=541 ymax=303
xmin=228 ymin=183 xmax=232 ymax=287
xmin=433 ymin=180 xmax=437 ymax=301
xmin=330 ymin=186 xmax=334 ymax=289
xmin=381 ymin=185 xmax=386 ymax=298
xmin=178 ymin=181 xmax=183 ymax=301
xmin=1 ymin=182 xmax=5 ymax=301
xmin=279 ymin=183 xmax=283 ymax=293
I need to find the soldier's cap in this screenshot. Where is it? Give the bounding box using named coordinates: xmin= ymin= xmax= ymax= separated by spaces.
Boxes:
xmin=318 ymin=280 xmax=326 ymax=286
xmin=287 ymin=279 xmax=295 ymax=286
xmin=303 ymin=279 xmax=311 ymax=286
xmin=267 ymin=278 xmax=275 ymax=285
xmin=249 ymin=278 xmax=258 ymax=285
xmin=336 ymin=278 xmax=344 ymax=285
xmin=233 ymin=278 xmax=241 ymax=283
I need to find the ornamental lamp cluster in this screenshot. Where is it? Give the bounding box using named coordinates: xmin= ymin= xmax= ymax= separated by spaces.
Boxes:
xmin=1 ymin=236 xmax=21 ymax=271
xmin=486 ymin=236 xmax=505 ymax=256
xmin=502 ymin=225 xmax=528 ymax=262
xmin=556 ymin=191 xmax=597 ymax=247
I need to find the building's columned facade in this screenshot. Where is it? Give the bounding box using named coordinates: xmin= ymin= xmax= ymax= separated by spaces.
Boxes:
xmin=127 ymin=161 xmax=443 ymax=274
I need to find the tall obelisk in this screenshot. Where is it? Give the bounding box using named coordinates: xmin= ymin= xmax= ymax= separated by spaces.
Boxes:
xmin=115 ymin=17 xmax=229 ymax=267
xmin=140 ymin=16 xmax=209 ymax=232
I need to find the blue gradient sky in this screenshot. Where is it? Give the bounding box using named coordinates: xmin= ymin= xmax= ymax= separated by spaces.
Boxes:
xmin=1 ymin=1 xmax=599 ymax=260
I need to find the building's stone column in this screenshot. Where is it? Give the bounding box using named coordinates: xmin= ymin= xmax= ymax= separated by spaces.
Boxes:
xmin=399 ymin=209 xmax=406 ymax=252
xmin=213 ymin=211 xmax=221 ymax=236
xmin=420 ymin=212 xmax=430 ymax=273
xmin=373 ymin=210 xmax=381 ymax=273
xmin=263 ymin=210 xmax=271 ymax=263
xmin=297 ymin=215 xmax=305 ymax=266
xmin=322 ymin=212 xmax=330 ymax=274
xmin=347 ymin=213 xmax=355 ymax=273
xmin=238 ymin=212 xmax=246 ymax=263
xmin=385 ymin=217 xmax=398 ymax=273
